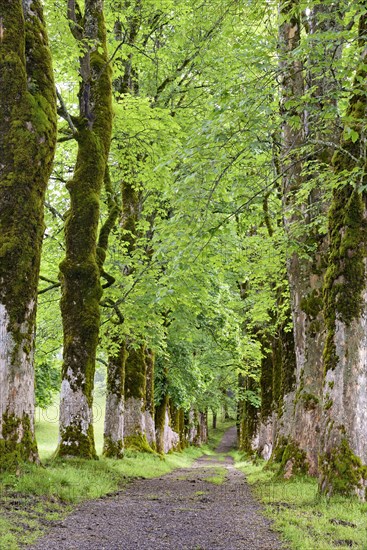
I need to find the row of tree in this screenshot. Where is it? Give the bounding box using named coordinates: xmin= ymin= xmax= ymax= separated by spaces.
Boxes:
xmin=1 ymin=0 xmax=367 ymax=498
xmin=239 ymin=0 xmax=367 ymax=498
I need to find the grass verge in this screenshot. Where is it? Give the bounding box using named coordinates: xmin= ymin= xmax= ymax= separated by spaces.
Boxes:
xmin=233 ymin=452 xmax=367 ymax=550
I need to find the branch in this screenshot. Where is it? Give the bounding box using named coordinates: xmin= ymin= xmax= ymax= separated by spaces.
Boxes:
xmin=56 ymin=88 xmax=78 ymax=136
xmin=38 ymin=283 xmax=61 ymax=295
xmin=67 ymin=0 xmax=83 ymax=41
xmin=40 ymin=275 xmax=59 ymax=285
xmin=101 ymin=298 xmax=125 ymax=324
xmin=45 ymin=201 xmax=65 ymax=221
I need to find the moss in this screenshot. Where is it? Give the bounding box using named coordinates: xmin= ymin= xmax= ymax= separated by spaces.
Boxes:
xmin=300 ymin=289 xmax=323 ymax=319
xmin=240 ymin=376 xmax=259 ymax=454
xmin=275 ymin=438 xmax=308 ymax=477
xmin=0 ymin=0 xmax=56 ymax=344
xmin=300 ymin=392 xmax=320 ymax=411
xmin=319 ymin=438 xmax=367 ymax=496
xmin=57 ymin=423 xmax=98 ymax=460
xmin=125 ymin=345 xmax=146 ymax=401
xmin=124 ymin=434 xmax=156 ymax=454
xmin=0 ymin=1 xmax=56 ymax=467
xmin=0 ymin=413 xmax=38 ymax=472
xmin=103 ymin=437 xmax=124 ymax=459
xmin=323 ymin=187 xmax=366 ymax=371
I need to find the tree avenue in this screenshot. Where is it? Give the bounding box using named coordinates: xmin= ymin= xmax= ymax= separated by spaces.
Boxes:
xmin=1 ymin=0 xmax=367 ymax=505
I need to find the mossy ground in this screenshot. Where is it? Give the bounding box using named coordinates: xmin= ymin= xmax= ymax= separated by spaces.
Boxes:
xmin=234 ymin=453 xmax=367 ymax=549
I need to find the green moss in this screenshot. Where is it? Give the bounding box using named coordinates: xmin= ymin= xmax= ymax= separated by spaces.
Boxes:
xmin=269 ymin=437 xmax=308 ymax=477
xmin=0 ymin=413 xmax=38 ymax=472
xmin=103 ymin=437 xmax=124 ymax=459
xmin=0 ymin=0 xmax=56 ymax=345
xmin=124 ymin=434 xmax=156 ymax=454
xmin=300 ymin=289 xmax=323 ymax=319
xmin=323 ymin=187 xmax=366 ymax=371
xmin=57 ymin=423 xmax=98 ymax=460
xmin=300 ymin=392 xmax=320 ymax=411
xmin=319 ymin=438 xmax=367 ymax=496
xmin=125 ymin=345 xmax=146 ymax=401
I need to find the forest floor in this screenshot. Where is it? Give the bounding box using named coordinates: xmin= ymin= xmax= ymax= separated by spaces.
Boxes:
xmin=27 ymin=427 xmax=284 ymax=550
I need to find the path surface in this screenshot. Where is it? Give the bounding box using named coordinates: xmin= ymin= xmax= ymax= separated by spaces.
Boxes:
xmin=28 ymin=428 xmax=284 ymax=549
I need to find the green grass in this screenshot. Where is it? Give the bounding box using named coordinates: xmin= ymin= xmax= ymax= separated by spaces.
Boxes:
xmin=205 ymin=466 xmax=227 ymax=485
xmin=234 ymin=452 xmax=367 ymax=550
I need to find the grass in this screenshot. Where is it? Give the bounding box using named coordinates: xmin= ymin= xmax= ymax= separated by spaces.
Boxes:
xmin=0 ymin=400 xmax=233 ymax=549
xmin=205 ymin=466 xmax=227 ymax=485
xmin=233 ymin=452 xmax=367 ymax=550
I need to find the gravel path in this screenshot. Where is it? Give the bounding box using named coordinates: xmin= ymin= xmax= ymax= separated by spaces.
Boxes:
xmin=28 ymin=428 xmax=284 ymax=549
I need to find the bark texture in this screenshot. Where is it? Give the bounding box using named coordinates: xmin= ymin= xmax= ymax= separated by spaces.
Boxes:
xmin=319 ymin=12 xmax=367 ymax=495
xmin=58 ymin=0 xmax=113 ymax=458
xmin=278 ymin=0 xmax=340 ymax=475
xmin=103 ymin=342 xmax=126 ymax=458
xmin=0 ymin=0 xmax=57 ymax=469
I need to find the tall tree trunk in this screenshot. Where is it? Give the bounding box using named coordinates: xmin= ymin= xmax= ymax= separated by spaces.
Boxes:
xmin=58 ymin=0 xmax=113 ymax=458
xmin=0 ymin=0 xmax=57 ymax=469
xmin=124 ymin=345 xmax=153 ymax=451
xmin=279 ymin=0 xmax=340 ymax=475
xmin=145 ymin=349 xmax=156 ymax=449
xmin=103 ymin=341 xmax=126 ymax=458
xmin=319 ymin=11 xmax=367 ymax=497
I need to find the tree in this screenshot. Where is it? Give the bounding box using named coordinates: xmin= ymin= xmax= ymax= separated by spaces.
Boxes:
xmin=0 ymin=0 xmax=57 ymax=469
xmin=57 ymin=0 xmax=113 ymax=458
xmin=319 ymin=7 xmax=367 ymax=497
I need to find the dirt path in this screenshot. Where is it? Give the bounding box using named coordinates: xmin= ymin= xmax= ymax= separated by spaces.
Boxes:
xmin=28 ymin=428 xmax=284 ymax=549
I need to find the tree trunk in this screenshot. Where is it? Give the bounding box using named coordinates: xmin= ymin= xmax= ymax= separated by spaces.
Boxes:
xmin=278 ymin=0 xmax=340 ymax=475
xmin=58 ymin=0 xmax=113 ymax=458
xmin=212 ymin=410 xmax=217 ymax=430
xmin=0 ymin=0 xmax=57 ymax=470
xmin=319 ymin=11 xmax=367 ymax=496
xmin=145 ymin=349 xmax=156 ymax=449
xmin=124 ymin=344 xmax=154 ymax=451
xmin=155 ymin=394 xmax=168 ymax=454
xmin=103 ymin=341 xmax=126 ymax=458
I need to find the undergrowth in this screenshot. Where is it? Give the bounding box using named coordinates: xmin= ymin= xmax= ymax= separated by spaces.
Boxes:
xmin=233 ymin=452 xmax=367 ymax=550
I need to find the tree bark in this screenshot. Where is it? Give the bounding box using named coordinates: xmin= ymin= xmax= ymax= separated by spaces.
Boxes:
xmin=0 ymin=0 xmax=57 ymax=469
xmin=103 ymin=341 xmax=126 ymax=458
xmin=319 ymin=10 xmax=367 ymax=497
xmin=279 ymin=0 xmax=341 ymax=475
xmin=58 ymin=0 xmax=113 ymax=458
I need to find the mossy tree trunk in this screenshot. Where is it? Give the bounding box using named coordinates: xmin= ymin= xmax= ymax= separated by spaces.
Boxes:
xmin=145 ymin=349 xmax=156 ymax=448
xmin=279 ymin=0 xmax=341 ymax=475
xmin=123 ymin=345 xmax=153 ymax=451
xmin=0 ymin=0 xmax=57 ymax=470
xmin=103 ymin=341 xmax=126 ymax=458
xmin=58 ymin=0 xmax=113 ymax=458
xmin=319 ymin=10 xmax=367 ymax=497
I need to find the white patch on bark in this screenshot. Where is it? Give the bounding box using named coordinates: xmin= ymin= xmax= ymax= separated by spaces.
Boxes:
xmin=104 ymin=392 xmax=124 ymax=445
xmin=163 ymin=409 xmax=179 ymax=453
xmin=0 ymin=301 xmax=36 ymax=440
xmin=59 ymin=376 xmax=93 ymax=441
xmin=256 ymin=418 xmax=274 ymax=460
xmin=124 ymin=397 xmax=145 ymax=437
xmin=144 ymin=410 xmax=155 ymax=446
